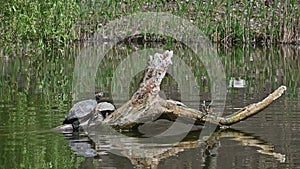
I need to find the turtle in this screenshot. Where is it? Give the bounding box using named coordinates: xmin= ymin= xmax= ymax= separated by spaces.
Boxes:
xmin=63 ymin=92 xmax=115 ymax=131
xmin=87 ymin=102 xmax=115 ymax=127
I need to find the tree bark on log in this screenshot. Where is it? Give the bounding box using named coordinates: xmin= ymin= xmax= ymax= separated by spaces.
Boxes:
xmin=102 ymin=50 xmax=287 ymax=129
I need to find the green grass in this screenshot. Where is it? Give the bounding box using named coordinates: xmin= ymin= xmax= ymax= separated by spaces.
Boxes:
xmin=0 ymin=0 xmax=79 ymax=56
xmin=1 ymin=0 xmax=300 ymax=57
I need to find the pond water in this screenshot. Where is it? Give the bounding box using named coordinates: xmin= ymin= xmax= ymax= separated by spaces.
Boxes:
xmin=0 ymin=43 xmax=299 ymax=169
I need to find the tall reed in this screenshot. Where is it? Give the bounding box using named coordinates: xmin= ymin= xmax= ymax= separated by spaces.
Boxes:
xmin=1 ymin=0 xmax=300 ymax=57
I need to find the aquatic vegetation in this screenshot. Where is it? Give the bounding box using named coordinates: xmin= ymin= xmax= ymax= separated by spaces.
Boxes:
xmin=0 ymin=0 xmax=299 ymax=56
xmin=71 ymin=0 xmax=300 ymax=46
xmin=0 ymin=0 xmax=79 ymax=55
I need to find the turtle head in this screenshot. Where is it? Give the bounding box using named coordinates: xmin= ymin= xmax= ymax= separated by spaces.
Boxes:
xmin=95 ymin=92 xmax=104 ymax=102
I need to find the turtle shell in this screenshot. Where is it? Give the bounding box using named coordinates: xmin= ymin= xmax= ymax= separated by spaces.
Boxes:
xmin=87 ymin=102 xmax=115 ymax=126
xmin=96 ymin=102 xmax=115 ymax=112
xmin=63 ymin=99 xmax=97 ymax=125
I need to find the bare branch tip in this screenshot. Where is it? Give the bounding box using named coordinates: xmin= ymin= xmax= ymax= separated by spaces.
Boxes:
xmin=280 ymin=85 xmax=287 ymax=91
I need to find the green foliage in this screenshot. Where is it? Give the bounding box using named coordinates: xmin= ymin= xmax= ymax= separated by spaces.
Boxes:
xmin=0 ymin=0 xmax=79 ymax=54
xmin=80 ymin=0 xmax=299 ymax=46
xmin=1 ymin=0 xmax=300 ymax=57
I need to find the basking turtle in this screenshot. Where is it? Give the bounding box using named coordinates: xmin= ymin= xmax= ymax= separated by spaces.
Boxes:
xmin=87 ymin=102 xmax=115 ymax=127
xmin=63 ymin=92 xmax=115 ymax=131
xmin=96 ymin=102 xmax=115 ymax=119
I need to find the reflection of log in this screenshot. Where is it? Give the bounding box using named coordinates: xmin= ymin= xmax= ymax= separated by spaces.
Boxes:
xmin=87 ymin=127 xmax=286 ymax=168
xmin=103 ymin=50 xmax=287 ymax=129
xmin=128 ymin=128 xmax=286 ymax=168
xmin=222 ymin=129 xmax=286 ymax=163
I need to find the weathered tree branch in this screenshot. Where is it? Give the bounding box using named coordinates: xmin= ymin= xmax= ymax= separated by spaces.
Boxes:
xmin=217 ymin=85 xmax=286 ymax=125
xmin=131 ymin=50 xmax=173 ymax=105
xmin=160 ymin=85 xmax=286 ymax=126
xmin=103 ymin=50 xmax=287 ymax=129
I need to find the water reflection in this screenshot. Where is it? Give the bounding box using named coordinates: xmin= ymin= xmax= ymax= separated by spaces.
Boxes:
xmin=0 ymin=44 xmax=299 ymax=168
xmin=64 ymin=131 xmax=97 ymax=157
xmin=61 ymin=127 xmax=286 ymax=168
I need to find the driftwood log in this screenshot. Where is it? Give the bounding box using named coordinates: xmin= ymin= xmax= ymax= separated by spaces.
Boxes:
xmin=101 ymin=50 xmax=286 ymax=130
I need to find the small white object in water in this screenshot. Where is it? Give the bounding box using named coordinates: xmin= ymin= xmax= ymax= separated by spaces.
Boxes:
xmin=229 ymin=77 xmax=246 ymax=88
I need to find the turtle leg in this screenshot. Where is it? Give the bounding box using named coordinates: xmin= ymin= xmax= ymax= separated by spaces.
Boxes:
xmin=72 ymin=120 xmax=80 ymax=132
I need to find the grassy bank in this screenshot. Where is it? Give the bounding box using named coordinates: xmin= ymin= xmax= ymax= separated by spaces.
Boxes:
xmin=79 ymin=0 xmax=300 ymax=45
xmin=1 ymin=0 xmax=300 ymax=56
xmin=0 ymin=0 xmax=79 ymax=54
